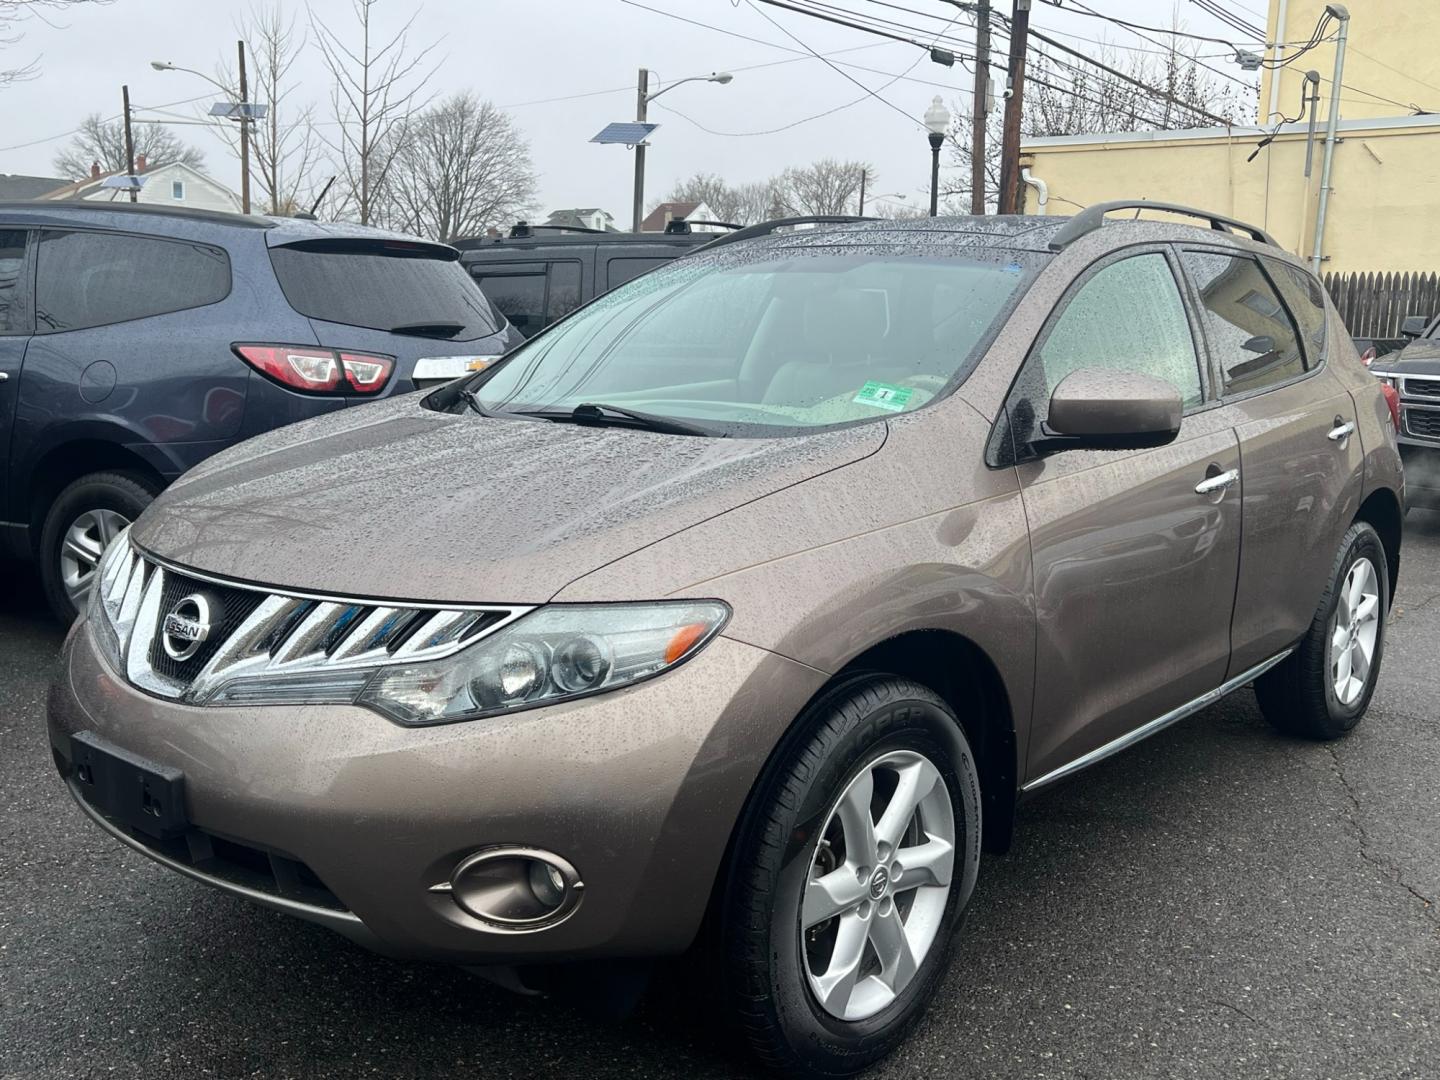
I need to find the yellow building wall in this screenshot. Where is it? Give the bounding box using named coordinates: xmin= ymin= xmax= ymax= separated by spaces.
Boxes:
xmin=1260 ymin=2 xmax=1440 ymax=122
xmin=1021 ymin=121 xmax=1440 ymax=276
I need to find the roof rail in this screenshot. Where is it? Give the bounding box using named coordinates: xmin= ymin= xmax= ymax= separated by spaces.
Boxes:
xmin=663 ymin=218 xmax=743 ymax=235
xmin=509 ymin=222 xmax=610 ymax=238
xmin=687 ymin=214 xmax=873 ymax=254
xmin=1047 ymin=200 xmax=1279 ymax=251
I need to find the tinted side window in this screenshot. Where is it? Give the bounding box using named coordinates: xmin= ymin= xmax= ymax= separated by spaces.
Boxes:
xmin=0 ymin=230 xmax=27 ymax=334
xmin=547 ymin=261 xmax=582 ymax=323
xmin=607 ymin=257 xmax=668 ymax=290
xmin=476 ymin=272 xmax=546 ymax=336
xmin=34 ymin=230 xmax=229 ymax=334
xmin=1182 ymin=251 xmax=1304 ymax=395
xmin=1264 ymin=258 xmax=1327 ymax=368
xmin=1035 ymin=252 xmax=1202 ymax=408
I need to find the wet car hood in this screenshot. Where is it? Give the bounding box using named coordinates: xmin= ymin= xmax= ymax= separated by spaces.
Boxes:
xmin=1374 ymin=340 xmax=1440 ymax=376
xmin=131 ymin=394 xmax=886 ymax=604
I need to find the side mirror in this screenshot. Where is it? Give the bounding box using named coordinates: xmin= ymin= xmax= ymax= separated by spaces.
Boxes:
xmin=1401 ymin=314 xmax=1430 ymax=339
xmin=1037 ymin=368 xmax=1183 ymax=452
xmin=1241 ymin=334 xmax=1275 ymax=354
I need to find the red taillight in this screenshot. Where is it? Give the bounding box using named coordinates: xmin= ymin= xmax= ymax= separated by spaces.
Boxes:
xmin=233 ymin=344 xmax=393 ymax=395
xmin=1360 ymin=346 xmax=1378 ymax=367
xmin=1381 ymin=381 xmax=1401 ymax=432
xmin=339 ymin=351 xmax=394 ymax=393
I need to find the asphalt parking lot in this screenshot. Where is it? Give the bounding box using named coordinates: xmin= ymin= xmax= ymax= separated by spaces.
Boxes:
xmin=2 ymin=518 xmax=1438 ymax=1080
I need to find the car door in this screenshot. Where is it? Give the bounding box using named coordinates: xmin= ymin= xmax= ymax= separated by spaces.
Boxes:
xmin=1003 ymin=246 xmax=1244 ymax=785
xmin=0 ymin=227 xmax=33 ymax=531
xmin=1177 ymin=249 xmax=1365 ymax=676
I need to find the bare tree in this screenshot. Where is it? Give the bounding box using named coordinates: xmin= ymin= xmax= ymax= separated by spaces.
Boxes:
xmin=378 ymin=92 xmax=537 ymax=241
xmin=53 ymin=112 xmax=205 ymax=179
xmin=946 ymin=43 xmax=1254 ymax=211
xmin=665 ymin=172 xmax=778 ymax=225
xmin=774 ymin=158 xmax=871 ymax=217
xmin=1 ymin=0 xmax=110 ymax=87
xmin=311 ymin=0 xmax=439 ymax=225
xmin=212 ymin=4 xmax=323 ymax=215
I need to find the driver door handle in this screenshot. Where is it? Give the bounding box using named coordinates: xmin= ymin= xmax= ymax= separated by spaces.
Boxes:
xmin=1195 ymin=468 xmax=1240 ymax=495
xmin=0 ymin=372 xmax=8 ymax=382
xmin=1328 ymin=420 xmax=1356 ymax=442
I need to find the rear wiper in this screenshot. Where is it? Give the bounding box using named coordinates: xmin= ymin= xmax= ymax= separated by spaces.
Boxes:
xmin=525 ymin=402 xmax=714 ymax=437
xmin=390 ymin=320 xmax=466 ymax=339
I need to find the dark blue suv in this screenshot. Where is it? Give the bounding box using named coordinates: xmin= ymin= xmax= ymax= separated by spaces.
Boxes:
xmin=0 ymin=202 xmax=520 ymax=621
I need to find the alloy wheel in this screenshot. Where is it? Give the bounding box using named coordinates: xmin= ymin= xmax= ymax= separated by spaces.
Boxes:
xmin=1331 ymin=555 xmax=1380 ymax=706
xmin=801 ymin=749 xmax=955 ymax=1021
xmin=59 ymin=508 xmax=130 ymax=606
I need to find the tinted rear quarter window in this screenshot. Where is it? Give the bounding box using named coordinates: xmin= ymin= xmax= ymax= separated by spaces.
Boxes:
xmin=34 ymin=229 xmax=230 ymax=334
xmin=270 ymin=240 xmax=501 ymax=341
xmin=606 ymin=257 xmax=669 ymax=290
xmin=1264 ymin=258 xmax=1328 ymax=368
xmin=1181 ymin=250 xmax=1304 ymax=396
xmin=0 ymin=230 xmax=26 ymax=333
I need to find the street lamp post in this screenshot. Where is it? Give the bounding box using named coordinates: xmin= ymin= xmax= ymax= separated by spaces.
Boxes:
xmin=151 ymin=50 xmax=262 ymax=213
xmin=924 ymin=96 xmax=951 ymax=218
xmin=631 ymin=70 xmax=733 ymax=233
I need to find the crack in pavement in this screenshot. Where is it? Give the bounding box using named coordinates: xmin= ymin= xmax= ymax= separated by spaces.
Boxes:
xmin=1210 ymin=999 xmax=1261 ymax=1025
xmin=1325 ymin=744 xmax=1440 ymax=928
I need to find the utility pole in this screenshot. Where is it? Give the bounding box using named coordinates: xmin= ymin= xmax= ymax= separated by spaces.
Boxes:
xmin=237 ymin=39 xmax=252 ymax=215
xmin=1311 ymin=4 xmax=1350 ymax=272
xmin=858 ymin=168 xmax=867 ymax=215
xmin=997 ymin=0 xmax=1030 ymax=214
xmin=971 ymin=0 xmax=991 ymax=214
xmin=121 ymin=84 xmax=137 ymax=203
xmin=632 ymin=68 xmax=649 ymax=233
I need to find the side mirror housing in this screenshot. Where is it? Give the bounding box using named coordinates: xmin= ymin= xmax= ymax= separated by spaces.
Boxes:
xmin=1037 ymin=368 xmax=1183 ymax=453
xmin=1401 ymin=314 xmax=1430 ymax=339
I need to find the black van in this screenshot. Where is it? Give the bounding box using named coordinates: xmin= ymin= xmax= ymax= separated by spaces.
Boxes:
xmin=454 ymin=225 xmax=717 ymax=336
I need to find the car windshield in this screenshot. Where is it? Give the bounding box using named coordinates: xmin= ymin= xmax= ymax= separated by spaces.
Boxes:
xmin=471 ymin=244 xmax=1040 ymax=435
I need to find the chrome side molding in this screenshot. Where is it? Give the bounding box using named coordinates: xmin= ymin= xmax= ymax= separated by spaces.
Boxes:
xmin=1021 ymin=649 xmax=1295 ymax=793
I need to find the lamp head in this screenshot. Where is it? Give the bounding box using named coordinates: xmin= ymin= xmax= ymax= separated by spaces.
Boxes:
xmin=923 ymin=95 xmax=951 ymax=136
xmin=711 ymin=72 xmax=734 ymax=85
xmin=150 ymin=60 xmax=173 ymax=71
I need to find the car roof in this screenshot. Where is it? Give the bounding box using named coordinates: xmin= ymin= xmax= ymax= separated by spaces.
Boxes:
xmin=0 ymin=200 xmax=452 ymax=250
xmin=698 ymin=211 xmax=1291 ymax=262
xmin=454 ymin=231 xmax=711 ymax=254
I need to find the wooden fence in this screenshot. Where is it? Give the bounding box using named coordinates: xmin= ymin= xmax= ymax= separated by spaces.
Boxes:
xmin=1323 ymin=271 xmax=1440 ymax=341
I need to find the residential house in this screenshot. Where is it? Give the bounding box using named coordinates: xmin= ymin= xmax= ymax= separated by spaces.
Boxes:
xmin=0 ymin=173 xmax=70 ymax=201
xmin=1018 ymin=0 xmax=1440 ymax=276
xmin=639 ymin=200 xmax=729 ymax=232
xmin=543 ymin=208 xmax=618 ymax=232
xmin=41 ymin=157 xmax=242 ymax=214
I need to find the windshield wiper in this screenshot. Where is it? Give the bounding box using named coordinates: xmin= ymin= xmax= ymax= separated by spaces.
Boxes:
xmin=457 ymin=388 xmax=491 ymax=417
xmin=525 ymin=402 xmax=714 ymax=437
xmin=390 ymin=320 xmax=466 ymax=339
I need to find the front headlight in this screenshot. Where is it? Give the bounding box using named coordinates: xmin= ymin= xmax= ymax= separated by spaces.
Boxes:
xmin=90 ymin=526 xmax=135 ymax=668
xmin=356 ymin=601 xmax=730 ymax=725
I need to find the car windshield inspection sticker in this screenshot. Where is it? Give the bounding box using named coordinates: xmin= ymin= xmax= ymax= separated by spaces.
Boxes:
xmin=853 ymin=381 xmax=914 ymax=412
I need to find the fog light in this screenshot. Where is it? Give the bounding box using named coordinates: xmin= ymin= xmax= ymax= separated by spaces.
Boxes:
xmin=434 ymin=847 xmax=584 ymax=931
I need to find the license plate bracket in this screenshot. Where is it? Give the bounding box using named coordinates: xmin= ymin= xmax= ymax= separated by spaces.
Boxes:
xmin=69 ymin=731 xmax=188 ymax=840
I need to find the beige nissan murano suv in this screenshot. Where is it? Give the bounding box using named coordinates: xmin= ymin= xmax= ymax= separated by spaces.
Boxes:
xmin=49 ymin=204 xmax=1403 ymax=1077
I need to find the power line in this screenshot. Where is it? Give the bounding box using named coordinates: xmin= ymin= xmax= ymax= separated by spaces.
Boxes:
xmin=745 ymin=0 xmax=935 ymax=129
xmin=0 ymin=92 xmax=214 ymax=154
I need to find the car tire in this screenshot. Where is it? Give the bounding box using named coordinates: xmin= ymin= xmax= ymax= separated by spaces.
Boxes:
xmin=1255 ymin=521 xmax=1389 ymax=740
xmin=39 ymin=471 xmax=157 ymax=625
xmin=721 ymin=676 xmax=982 ymax=1078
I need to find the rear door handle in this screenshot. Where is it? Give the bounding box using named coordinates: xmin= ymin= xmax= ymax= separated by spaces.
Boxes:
xmin=0 ymin=372 xmax=8 ymax=382
xmin=1328 ymin=421 xmax=1355 ymax=442
xmin=1195 ymin=468 xmax=1239 ymax=495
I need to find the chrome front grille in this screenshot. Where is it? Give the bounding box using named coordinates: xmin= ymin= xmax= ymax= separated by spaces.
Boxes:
xmin=1401 ymin=377 xmax=1440 ymax=400
xmin=97 ymin=540 xmax=530 ymax=704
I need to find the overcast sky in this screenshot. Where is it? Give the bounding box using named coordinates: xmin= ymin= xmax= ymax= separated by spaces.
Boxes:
xmin=0 ymin=0 xmax=1267 ymax=220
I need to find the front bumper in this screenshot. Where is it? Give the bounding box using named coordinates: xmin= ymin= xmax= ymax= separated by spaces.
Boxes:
xmin=47 ymin=617 xmax=826 ymax=964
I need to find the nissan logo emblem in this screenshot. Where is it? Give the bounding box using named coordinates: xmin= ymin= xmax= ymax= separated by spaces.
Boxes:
xmin=161 ymin=593 xmax=214 ymax=661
